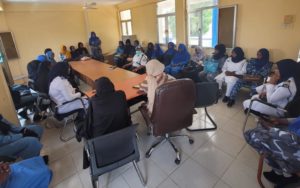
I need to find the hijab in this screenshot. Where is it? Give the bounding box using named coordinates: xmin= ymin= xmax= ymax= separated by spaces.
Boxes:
xmin=124 ymin=39 xmax=134 ymax=55
xmin=89 ymin=31 xmax=101 ymax=47
xmin=231 ymin=47 xmax=245 ymax=63
xmin=48 ymin=62 xmax=69 ymax=85
xmin=213 ymin=44 xmax=226 ymax=60
xmin=154 ymin=43 xmax=164 ymax=58
xmin=146 ymin=43 xmax=154 ymax=59
xmin=191 ymin=46 xmax=205 ymax=63
xmin=146 ymin=59 xmax=165 ymax=113
xmin=277 ymin=59 xmax=300 ymax=94
xmin=60 ymin=45 xmax=71 ymax=60
xmin=172 ymin=43 xmax=191 ymax=64
xmin=165 ymin=42 xmax=176 ymax=56
xmin=45 ymin=51 xmax=56 ymax=65
xmin=254 ymin=48 xmax=269 ymax=69
xmin=95 ymin=77 xmax=115 ymax=97
xmin=36 ymin=55 xmax=46 ymax=62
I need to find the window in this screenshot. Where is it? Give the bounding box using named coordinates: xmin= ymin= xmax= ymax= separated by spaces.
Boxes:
xmin=120 ymin=10 xmax=132 ymax=36
xmin=187 ymin=0 xmax=218 ymax=47
xmin=157 ymin=0 xmax=176 ymax=44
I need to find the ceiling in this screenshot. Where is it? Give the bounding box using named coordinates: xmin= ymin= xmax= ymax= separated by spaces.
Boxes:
xmin=3 ymin=0 xmax=131 ymax=5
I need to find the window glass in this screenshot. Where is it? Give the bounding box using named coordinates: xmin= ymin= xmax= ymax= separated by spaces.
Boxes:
xmin=157 ymin=0 xmax=175 ymax=15
xmin=120 ymin=10 xmax=131 ymax=20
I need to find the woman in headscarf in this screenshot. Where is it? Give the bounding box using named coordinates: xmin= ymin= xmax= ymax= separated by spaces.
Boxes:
xmin=70 ymin=45 xmax=80 ymax=60
xmin=89 ymin=31 xmax=102 ymax=60
xmin=59 ymin=45 xmax=71 ymax=61
xmin=227 ymin=48 xmax=271 ymax=107
xmin=76 ymin=42 xmax=89 ymax=57
xmin=119 ymin=39 xmax=135 ymax=67
xmin=190 ymin=46 xmax=205 ymax=64
xmin=45 ymin=50 xmax=57 ymax=67
xmin=140 ymin=59 xmax=175 ymax=114
xmin=145 ymin=42 xmax=155 ymax=60
xmin=215 ymin=47 xmax=247 ymax=102
xmin=164 ymin=43 xmax=190 ymax=76
xmin=243 ymin=59 xmax=299 ymax=117
xmin=35 ymin=61 xmax=51 ymax=94
xmin=162 ymin=42 xmax=177 ymax=66
xmin=48 ymin=62 xmax=88 ymax=115
xmin=113 ymin=41 xmax=125 ymax=66
xmin=199 ymin=44 xmax=227 ymax=82
xmin=85 ymin=77 xmax=131 ymax=138
xmin=153 ymin=43 xmax=164 ymax=62
xmin=122 ymin=45 xmax=148 ymax=74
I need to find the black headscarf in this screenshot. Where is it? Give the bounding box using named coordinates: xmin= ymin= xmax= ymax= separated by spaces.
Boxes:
xmin=48 ymin=62 xmax=69 ymax=85
xmin=231 ymin=47 xmax=245 ymax=63
xmin=213 ymin=44 xmax=226 ymax=60
xmin=35 ymin=61 xmax=51 ymax=93
xmin=124 ymin=39 xmax=134 ymax=57
xmin=254 ymin=48 xmax=269 ymax=69
xmin=95 ymin=77 xmax=115 ymax=97
xmin=277 ymin=59 xmax=300 ymax=91
xmin=146 ymin=42 xmax=154 ymax=59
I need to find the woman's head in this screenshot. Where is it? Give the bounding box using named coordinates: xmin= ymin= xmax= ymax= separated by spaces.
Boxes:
xmin=46 ymin=51 xmax=54 ymax=59
xmin=168 ymin=42 xmax=175 ymax=49
xmin=135 ymin=46 xmax=142 ymax=55
xmin=214 ymin=44 xmax=226 ymax=56
xmin=147 ymin=42 xmax=154 ymax=50
xmin=257 ymin=48 xmax=269 ymax=62
xmin=48 ymin=62 xmax=70 ymax=84
xmin=134 ymin=40 xmax=140 ymax=47
xmin=178 ymin=43 xmax=187 ymax=53
xmin=146 ymin=59 xmax=165 ymax=77
xmin=78 ymin=42 xmax=84 ymax=48
xmin=195 ymin=46 xmax=203 ymax=54
xmin=70 ymin=46 xmax=76 ymax=52
xmin=119 ymin=41 xmax=124 ymax=47
xmin=95 ymin=77 xmax=115 ymax=96
xmin=277 ymin=59 xmax=299 ymax=82
xmin=61 ymin=45 xmax=67 ymax=52
xmin=231 ymin=47 xmax=245 ymax=63
xmin=125 ymin=39 xmax=131 ymax=46
xmin=90 ymin=31 xmax=96 ymax=37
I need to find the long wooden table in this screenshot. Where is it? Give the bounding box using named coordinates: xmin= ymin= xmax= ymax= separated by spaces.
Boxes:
xmin=70 ymin=59 xmax=146 ymax=100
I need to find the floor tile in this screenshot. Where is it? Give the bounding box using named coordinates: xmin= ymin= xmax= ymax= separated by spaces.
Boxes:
xmin=157 ymin=178 xmax=180 ymax=188
xmin=213 ymin=179 xmax=232 ymax=188
xmin=53 ymin=173 xmax=83 ymax=188
xmin=170 ymin=159 xmax=219 ymax=188
xmin=106 ymin=176 xmax=130 ymax=188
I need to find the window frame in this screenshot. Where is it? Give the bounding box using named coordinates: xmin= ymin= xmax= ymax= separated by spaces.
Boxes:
xmin=156 ymin=0 xmax=176 ymax=45
xmin=120 ymin=10 xmax=132 ymax=36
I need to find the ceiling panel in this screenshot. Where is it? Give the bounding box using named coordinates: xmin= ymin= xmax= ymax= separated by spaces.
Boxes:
xmin=3 ymin=0 xmax=130 ymax=5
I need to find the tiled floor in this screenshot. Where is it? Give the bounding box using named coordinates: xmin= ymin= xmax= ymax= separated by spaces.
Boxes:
xmin=32 ymin=89 xmax=277 ymax=188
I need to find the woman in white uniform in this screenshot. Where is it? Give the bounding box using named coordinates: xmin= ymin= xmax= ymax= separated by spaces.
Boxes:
xmin=48 ymin=62 xmax=88 ymax=115
xmin=215 ymin=47 xmax=247 ymax=102
xmin=243 ymin=59 xmax=300 ymax=117
xmin=122 ymin=45 xmax=148 ymax=74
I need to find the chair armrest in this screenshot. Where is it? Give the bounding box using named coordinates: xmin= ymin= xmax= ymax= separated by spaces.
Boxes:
xmin=249 ymin=98 xmax=286 ymax=112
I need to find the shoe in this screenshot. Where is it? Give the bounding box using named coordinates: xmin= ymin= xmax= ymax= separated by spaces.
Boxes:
xmin=274 ymin=175 xmax=300 ymax=188
xmin=222 ymin=96 xmax=229 ymax=103
xmin=263 ymin=170 xmax=284 ymax=184
xmin=18 ymin=110 xmax=29 ymax=120
xmin=227 ymin=99 xmax=235 ymax=107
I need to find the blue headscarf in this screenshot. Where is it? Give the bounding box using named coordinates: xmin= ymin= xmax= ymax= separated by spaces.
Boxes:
xmin=253 ymin=48 xmax=269 ymax=69
xmin=154 ymin=43 xmax=164 ymax=58
xmin=165 ymin=42 xmax=176 ymax=56
xmin=45 ymin=51 xmax=56 ymax=65
xmin=36 ymin=55 xmax=46 ymax=62
xmin=171 ymin=44 xmax=190 ymax=65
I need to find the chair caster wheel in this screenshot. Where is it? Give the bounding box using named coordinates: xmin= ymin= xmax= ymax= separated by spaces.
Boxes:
xmin=145 ymin=152 xmax=151 ymax=158
xmin=175 ymin=158 xmax=181 ymax=165
xmin=189 ymin=139 xmax=194 ymax=144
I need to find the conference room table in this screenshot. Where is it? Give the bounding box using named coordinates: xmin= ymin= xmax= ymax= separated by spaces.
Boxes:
xmin=70 ymin=59 xmax=147 ymax=102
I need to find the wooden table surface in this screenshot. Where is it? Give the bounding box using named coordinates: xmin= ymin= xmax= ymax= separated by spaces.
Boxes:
xmin=70 ymin=59 xmax=146 ymax=100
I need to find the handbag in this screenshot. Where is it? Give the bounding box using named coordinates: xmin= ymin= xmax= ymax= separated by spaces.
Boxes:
xmin=203 ymin=59 xmax=218 ymax=73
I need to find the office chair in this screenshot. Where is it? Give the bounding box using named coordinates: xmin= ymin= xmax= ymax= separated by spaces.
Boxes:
xmin=50 ymin=98 xmax=86 ymax=142
xmin=139 ymin=79 xmax=196 ymax=164
xmin=187 ymin=82 xmax=219 ymax=131
xmin=85 ymin=125 xmax=146 ymax=188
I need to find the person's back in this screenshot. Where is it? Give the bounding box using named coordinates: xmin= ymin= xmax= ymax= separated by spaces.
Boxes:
xmin=86 ymin=77 xmax=131 ymax=138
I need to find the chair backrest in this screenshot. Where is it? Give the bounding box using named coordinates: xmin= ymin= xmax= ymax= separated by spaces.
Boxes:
xmin=88 ymin=125 xmax=138 ymax=170
xmin=195 ymin=82 xmax=219 ymax=108
xmin=151 ymin=79 xmax=196 ymax=136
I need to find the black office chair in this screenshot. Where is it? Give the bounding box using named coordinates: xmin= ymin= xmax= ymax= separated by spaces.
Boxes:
xmin=50 ymin=98 xmax=86 ymax=142
xmin=85 ymin=125 xmax=146 ymax=188
xmin=187 ymin=82 xmax=219 ymax=131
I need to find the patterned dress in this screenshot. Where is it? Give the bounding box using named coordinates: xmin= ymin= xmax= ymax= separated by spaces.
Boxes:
xmin=229 ymin=58 xmax=271 ymax=100
xmin=244 ymin=117 xmax=300 ymax=174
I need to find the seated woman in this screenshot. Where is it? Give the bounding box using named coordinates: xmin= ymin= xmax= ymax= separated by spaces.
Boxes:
xmin=48 ymin=62 xmax=88 ymax=116
xmin=243 ymin=59 xmax=299 ymax=117
xmin=113 ymin=41 xmax=125 ymax=66
xmin=153 ymin=43 xmax=164 ymax=62
xmin=35 ymin=61 xmax=51 ymax=94
xmin=245 ymin=116 xmax=300 ymax=187
xmin=227 ymin=48 xmax=271 ymax=107
xmin=215 ymin=47 xmax=247 ymax=102
xmin=190 ymin=46 xmax=205 ymax=64
xmin=145 ymin=42 xmax=155 ymax=60
xmin=140 ymin=59 xmax=175 ymax=114
xmin=76 ymin=42 xmax=89 ymax=58
xmin=122 ymin=46 xmax=148 ymax=74
xmin=0 ymin=115 xmax=43 ymax=160
xmin=199 ymin=44 xmax=227 ymax=82
xmin=118 ymin=39 xmax=135 ymax=67
xmin=162 ymin=42 xmax=177 ymax=66
xmin=0 ymin=156 xmax=52 ymax=188
xmin=45 ymin=50 xmax=57 ymax=67
xmin=164 ymin=43 xmax=190 ymax=77
xmin=59 ymin=45 xmax=71 ymax=61
xmin=70 ymin=45 xmax=80 ymax=60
